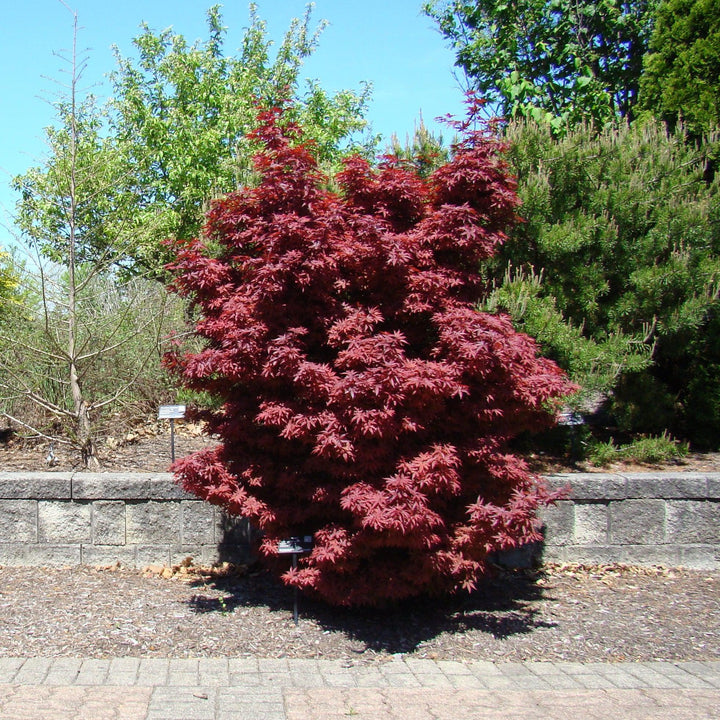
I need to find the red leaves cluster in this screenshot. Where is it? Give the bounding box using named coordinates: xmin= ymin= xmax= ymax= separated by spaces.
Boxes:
xmin=166 ymin=107 xmax=575 ymax=606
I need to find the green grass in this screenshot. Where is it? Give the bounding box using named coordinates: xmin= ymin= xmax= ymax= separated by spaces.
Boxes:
xmin=589 ymin=431 xmax=690 ymax=467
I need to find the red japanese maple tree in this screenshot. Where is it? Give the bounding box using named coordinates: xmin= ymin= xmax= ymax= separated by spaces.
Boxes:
xmin=165 ymin=106 xmax=574 ymax=606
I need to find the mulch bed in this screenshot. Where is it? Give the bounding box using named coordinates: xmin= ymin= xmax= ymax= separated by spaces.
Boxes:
xmin=0 ymin=563 xmax=717 ymax=662
xmin=3 ymin=423 xmax=720 ymax=474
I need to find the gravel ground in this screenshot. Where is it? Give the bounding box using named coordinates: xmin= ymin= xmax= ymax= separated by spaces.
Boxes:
xmin=0 ymin=563 xmax=717 ymax=663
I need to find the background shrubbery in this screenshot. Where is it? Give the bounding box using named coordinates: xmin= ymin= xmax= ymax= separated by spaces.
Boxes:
xmin=492 ymin=119 xmax=720 ymax=446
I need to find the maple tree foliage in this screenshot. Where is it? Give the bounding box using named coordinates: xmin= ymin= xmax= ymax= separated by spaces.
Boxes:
xmin=165 ymin=105 xmax=575 ymax=606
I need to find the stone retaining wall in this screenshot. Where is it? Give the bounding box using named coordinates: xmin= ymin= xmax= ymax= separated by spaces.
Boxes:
xmin=0 ymin=471 xmax=718 ymax=569
xmin=0 ymin=472 xmax=254 ymax=568
xmin=538 ymin=472 xmax=720 ymax=569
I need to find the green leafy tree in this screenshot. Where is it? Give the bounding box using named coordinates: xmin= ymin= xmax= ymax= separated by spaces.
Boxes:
xmin=495 ymin=118 xmax=720 ymax=444
xmin=0 ymin=249 xmax=22 ymax=322
xmin=639 ymin=0 xmax=720 ymax=135
xmin=108 ymin=4 xmax=373 ymax=274
xmin=424 ymin=0 xmax=657 ymax=131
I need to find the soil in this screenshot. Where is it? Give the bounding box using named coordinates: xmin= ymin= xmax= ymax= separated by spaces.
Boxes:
xmin=2 ymin=423 xmax=720 ymax=474
xmin=0 ymin=423 xmax=217 ymax=474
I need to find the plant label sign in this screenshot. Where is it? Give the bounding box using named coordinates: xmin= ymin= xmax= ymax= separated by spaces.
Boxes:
xmin=277 ymin=536 xmax=313 ymax=554
xmin=158 ymin=405 xmax=186 ymax=420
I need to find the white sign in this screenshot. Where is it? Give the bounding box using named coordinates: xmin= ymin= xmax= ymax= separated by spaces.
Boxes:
xmin=158 ymin=405 xmax=186 ymax=420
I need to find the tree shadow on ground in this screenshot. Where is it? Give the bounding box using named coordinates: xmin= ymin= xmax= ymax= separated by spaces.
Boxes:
xmin=185 ymin=564 xmax=557 ymax=655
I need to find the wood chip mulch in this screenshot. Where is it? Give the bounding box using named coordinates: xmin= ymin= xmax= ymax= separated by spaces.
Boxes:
xmin=0 ymin=563 xmax=717 ymax=662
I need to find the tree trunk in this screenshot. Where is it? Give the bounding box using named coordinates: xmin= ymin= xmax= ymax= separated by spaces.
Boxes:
xmin=66 ymin=8 xmax=97 ymax=470
xmin=74 ymin=394 xmax=98 ymax=469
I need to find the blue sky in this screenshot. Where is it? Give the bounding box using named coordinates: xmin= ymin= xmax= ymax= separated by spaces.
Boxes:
xmin=0 ymin=0 xmax=468 ymax=246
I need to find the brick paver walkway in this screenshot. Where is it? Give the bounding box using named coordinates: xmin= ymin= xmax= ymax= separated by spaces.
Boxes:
xmin=0 ymin=657 xmax=717 ymax=719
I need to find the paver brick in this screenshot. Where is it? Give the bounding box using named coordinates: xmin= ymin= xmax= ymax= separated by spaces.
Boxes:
xmin=0 ymin=658 xmax=23 ymax=683
xmin=0 ymin=658 xmax=718 ymax=718
xmin=437 ymin=659 xmax=476 ymax=675
xmin=13 ymin=658 xmax=53 ymax=684
xmin=76 ymin=659 xmax=111 ymax=686
xmin=45 ymin=658 xmax=82 ymax=685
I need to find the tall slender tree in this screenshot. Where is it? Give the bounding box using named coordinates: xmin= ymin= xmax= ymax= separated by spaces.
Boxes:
xmin=5 ymin=5 xmax=177 ymax=465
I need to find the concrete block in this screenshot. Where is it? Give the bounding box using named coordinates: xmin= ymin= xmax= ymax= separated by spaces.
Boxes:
xmin=152 ymin=477 xmax=193 ymax=500
xmin=0 ymin=543 xmax=31 ymax=564
xmin=541 ymin=475 xmax=575 ymax=494
xmin=625 ymin=474 xmax=708 ymax=499
xmin=21 ymin=544 xmax=81 ymax=566
xmin=574 ymin=503 xmax=608 ymax=545
xmin=544 ymin=545 xmax=623 ymax=565
xmin=170 ymin=545 xmax=229 ymax=568
xmin=126 ymin=501 xmax=180 ymax=544
xmin=679 ymin=544 xmax=720 ymax=570
xmin=181 ymin=500 xmax=215 ymax=545
xmin=540 ymin=545 xmax=567 ymax=563
xmin=0 ymin=473 xmax=71 ymax=499
xmin=493 ymin=542 xmax=541 ymax=569
xmin=538 ymin=500 xmax=574 ymax=545
xmin=170 ymin=546 xmax=204 ymax=567
xmin=563 ymin=474 xmax=627 ymax=501
xmin=92 ymin=501 xmax=126 ymax=545
xmin=172 ymin=545 xmax=229 ymax=566
xmin=707 ymin=476 xmax=720 ymax=499
xmin=215 ymin=514 xmax=259 ymax=564
xmin=38 ymin=501 xmax=91 ymax=544
xmin=81 ymin=544 xmax=138 ymax=567
xmin=619 ymin=544 xmax=682 ymax=566
xmin=0 ymin=543 xmax=82 ymax=565
xmin=215 ymin=513 xmax=256 ymax=546
xmin=666 ymin=500 xmax=720 ymax=543
xmin=72 ymin=473 xmax=187 ymax=500
xmin=135 ymin=545 xmax=172 ymax=567
xmin=0 ymin=500 xmax=38 ymax=542
xmin=201 ymin=546 xmax=227 ymax=565
xmin=609 ymin=499 xmax=665 ymax=544
xmin=72 ymin=475 xmax=150 ymax=500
